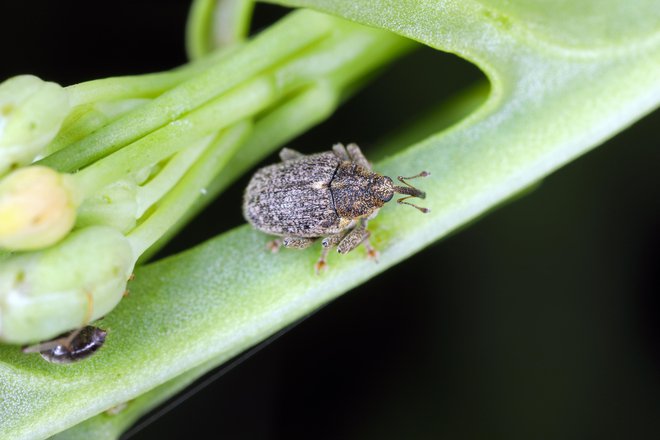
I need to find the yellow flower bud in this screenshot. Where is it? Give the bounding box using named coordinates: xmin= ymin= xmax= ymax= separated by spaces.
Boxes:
xmin=0 ymin=166 xmax=80 ymax=251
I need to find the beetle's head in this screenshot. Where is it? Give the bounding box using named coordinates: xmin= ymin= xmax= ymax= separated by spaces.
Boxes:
xmin=370 ymin=175 xmax=395 ymax=204
xmin=392 ymin=171 xmax=430 ymax=213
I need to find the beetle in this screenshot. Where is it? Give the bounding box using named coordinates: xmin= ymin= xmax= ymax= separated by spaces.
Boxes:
xmin=22 ymin=325 xmax=107 ymax=364
xmin=243 ymin=143 xmax=429 ymax=272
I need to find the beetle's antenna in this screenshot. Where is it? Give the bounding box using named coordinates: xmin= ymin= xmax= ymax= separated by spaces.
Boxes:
xmin=393 ymin=171 xmax=430 ymax=213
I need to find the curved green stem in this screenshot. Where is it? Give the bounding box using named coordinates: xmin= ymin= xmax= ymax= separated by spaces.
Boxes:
xmin=186 ymin=0 xmax=255 ymax=59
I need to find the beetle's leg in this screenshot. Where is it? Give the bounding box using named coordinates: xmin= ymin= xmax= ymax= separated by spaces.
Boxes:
xmin=315 ymin=247 xmax=330 ymax=274
xmin=360 ymin=218 xmax=379 ymax=261
xmin=279 ymin=148 xmax=304 ymax=161
xmin=346 ymin=143 xmax=371 ymax=170
xmin=282 ymin=236 xmax=316 ymax=249
xmin=337 ymin=224 xmax=370 ymax=255
xmin=315 ymin=231 xmax=347 ymax=273
xmin=266 ymin=238 xmax=282 ymax=253
xmin=332 ymin=143 xmax=350 ymax=161
xmin=321 ymin=231 xmax=345 ymax=249
xmin=338 ymin=219 xmax=379 ymax=261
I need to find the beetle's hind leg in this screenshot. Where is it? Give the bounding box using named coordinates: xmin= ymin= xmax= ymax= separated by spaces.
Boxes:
xmin=332 ymin=143 xmax=350 ymax=161
xmin=282 ymin=236 xmax=316 ymax=249
xmin=267 ymin=236 xmax=315 ymax=253
xmin=279 ymin=148 xmax=304 ymax=161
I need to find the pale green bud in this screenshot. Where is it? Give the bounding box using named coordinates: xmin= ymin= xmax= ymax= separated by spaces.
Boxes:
xmin=0 ymin=75 xmax=70 ymax=176
xmin=0 ymin=226 xmax=134 ymax=344
xmin=0 ymin=166 xmax=81 ymax=251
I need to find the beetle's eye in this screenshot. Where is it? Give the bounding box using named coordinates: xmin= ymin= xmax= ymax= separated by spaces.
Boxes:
xmin=381 ymin=191 xmax=393 ymax=202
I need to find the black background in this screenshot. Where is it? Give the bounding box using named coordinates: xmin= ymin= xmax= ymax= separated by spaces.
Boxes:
xmin=1 ymin=2 xmax=659 ymax=439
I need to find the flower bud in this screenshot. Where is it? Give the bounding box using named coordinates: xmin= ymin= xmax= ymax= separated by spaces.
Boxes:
xmin=0 ymin=75 xmax=70 ymax=176
xmin=0 ymin=226 xmax=134 ymax=344
xmin=0 ymin=166 xmax=81 ymax=251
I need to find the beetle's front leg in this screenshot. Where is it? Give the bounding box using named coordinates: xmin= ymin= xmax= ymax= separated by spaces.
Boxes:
xmin=337 ymin=219 xmax=379 ymax=261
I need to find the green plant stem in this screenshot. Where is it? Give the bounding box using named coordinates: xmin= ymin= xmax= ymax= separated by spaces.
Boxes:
xmin=186 ymin=0 xmax=255 ymax=58
xmin=64 ymin=46 xmax=240 ymax=107
xmin=186 ymin=0 xmax=218 ymax=59
xmin=135 ymin=137 xmax=211 ymax=218
xmin=38 ymin=10 xmax=335 ymax=173
xmin=72 ymin=74 xmax=277 ymax=198
xmin=50 ymin=357 xmax=218 ymax=440
xmin=127 ymin=121 xmax=251 ymax=256
xmin=46 ymin=99 xmax=149 ymax=155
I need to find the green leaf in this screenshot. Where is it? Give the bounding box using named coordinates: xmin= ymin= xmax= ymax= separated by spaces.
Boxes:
xmin=1 ymin=1 xmax=659 ymax=438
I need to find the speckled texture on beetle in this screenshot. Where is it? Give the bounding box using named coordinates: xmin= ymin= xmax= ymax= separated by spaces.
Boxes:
xmin=243 ymin=143 xmax=429 ymax=272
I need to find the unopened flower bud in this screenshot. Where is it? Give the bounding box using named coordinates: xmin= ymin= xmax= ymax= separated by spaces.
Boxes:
xmin=0 ymin=166 xmax=81 ymax=251
xmin=0 ymin=75 xmax=70 ymax=176
xmin=0 ymin=226 xmax=134 ymax=344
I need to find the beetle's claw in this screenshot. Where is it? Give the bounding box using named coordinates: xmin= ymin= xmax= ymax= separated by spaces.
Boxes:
xmin=266 ymin=239 xmax=281 ymax=253
xmin=366 ymin=247 xmax=380 ymax=263
xmin=314 ymin=259 xmax=328 ymax=274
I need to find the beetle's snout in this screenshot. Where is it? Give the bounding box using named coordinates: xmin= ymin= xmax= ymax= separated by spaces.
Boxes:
xmin=392 ymin=171 xmax=430 ymax=213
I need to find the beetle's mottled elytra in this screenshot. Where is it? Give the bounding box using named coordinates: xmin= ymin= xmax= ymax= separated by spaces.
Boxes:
xmin=243 ymin=143 xmax=429 ymax=272
xmin=22 ymin=325 xmax=107 ymax=364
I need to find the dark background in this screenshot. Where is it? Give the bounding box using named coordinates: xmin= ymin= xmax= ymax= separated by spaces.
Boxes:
xmin=1 ymin=2 xmax=658 ymax=439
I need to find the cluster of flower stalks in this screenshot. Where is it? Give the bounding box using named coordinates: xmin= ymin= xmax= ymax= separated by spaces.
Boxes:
xmin=0 ymin=9 xmax=411 ymax=347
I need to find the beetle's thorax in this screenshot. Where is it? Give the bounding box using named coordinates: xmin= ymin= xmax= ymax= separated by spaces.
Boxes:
xmin=331 ymin=162 xmax=394 ymax=218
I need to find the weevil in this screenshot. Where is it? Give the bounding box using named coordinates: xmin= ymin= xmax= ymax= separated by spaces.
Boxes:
xmin=243 ymin=143 xmax=429 ymax=272
xmin=22 ymin=325 xmax=107 ymax=364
